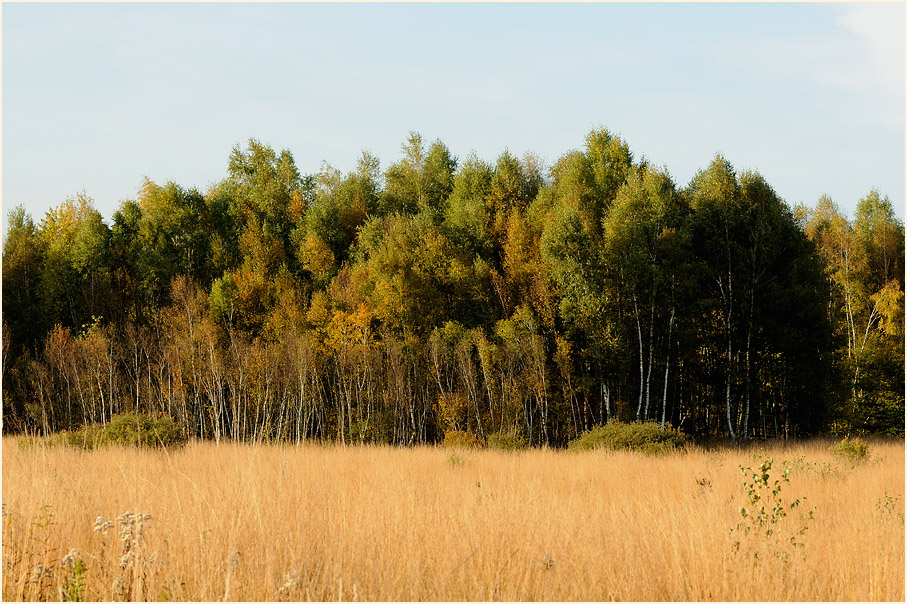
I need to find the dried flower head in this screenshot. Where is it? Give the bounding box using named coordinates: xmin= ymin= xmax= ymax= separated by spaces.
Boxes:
xmin=30 ymin=564 xmax=52 ymax=580
xmin=114 ymin=510 xmax=152 ymax=543
xmin=61 ymin=548 xmax=83 ymax=569
xmin=119 ymin=551 xmax=136 ymax=570
xmin=94 ymin=516 xmax=114 ymax=533
xmin=116 ymin=511 xmax=133 ymax=524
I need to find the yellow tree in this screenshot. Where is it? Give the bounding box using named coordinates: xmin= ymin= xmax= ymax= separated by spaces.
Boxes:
xmin=325 ymin=303 xmax=377 ymax=444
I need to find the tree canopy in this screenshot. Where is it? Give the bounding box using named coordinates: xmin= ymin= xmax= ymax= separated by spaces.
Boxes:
xmin=3 ymin=131 xmax=903 ymax=443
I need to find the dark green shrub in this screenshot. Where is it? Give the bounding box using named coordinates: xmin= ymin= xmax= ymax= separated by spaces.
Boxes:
xmin=830 ymin=437 xmax=870 ymax=462
xmin=487 ymin=432 xmax=528 ymax=451
xmin=442 ymin=430 xmax=485 ymax=449
xmin=98 ymin=413 xmax=187 ymax=448
xmin=568 ymin=421 xmax=687 ymax=454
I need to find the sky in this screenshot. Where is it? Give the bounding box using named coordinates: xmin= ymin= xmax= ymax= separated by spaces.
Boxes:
xmin=2 ymin=2 xmax=905 ymax=233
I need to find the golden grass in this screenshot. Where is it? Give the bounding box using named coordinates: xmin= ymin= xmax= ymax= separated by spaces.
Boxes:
xmin=2 ymin=437 xmax=903 ymax=601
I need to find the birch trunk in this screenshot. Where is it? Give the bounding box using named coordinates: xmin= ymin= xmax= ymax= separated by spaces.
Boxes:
xmin=661 ymin=306 xmax=675 ymax=428
xmin=644 ymin=298 xmax=655 ymax=420
xmin=634 ymin=296 xmax=645 ymax=420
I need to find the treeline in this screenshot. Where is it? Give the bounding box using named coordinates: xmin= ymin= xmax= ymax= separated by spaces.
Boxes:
xmin=2 ymin=130 xmax=904 ymax=444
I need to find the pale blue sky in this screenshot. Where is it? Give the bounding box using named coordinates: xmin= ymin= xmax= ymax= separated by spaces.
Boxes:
xmin=3 ymin=2 xmax=904 ymax=229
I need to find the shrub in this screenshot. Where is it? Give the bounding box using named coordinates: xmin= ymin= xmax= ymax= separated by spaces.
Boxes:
xmin=45 ymin=413 xmax=188 ymax=450
xmin=442 ymin=430 xmax=485 ymax=449
xmin=830 ymin=437 xmax=870 ymax=462
xmin=487 ymin=432 xmax=528 ymax=451
xmin=568 ymin=421 xmax=687 ymax=454
xmin=60 ymin=425 xmax=104 ymax=450
xmin=99 ymin=413 xmax=187 ymax=448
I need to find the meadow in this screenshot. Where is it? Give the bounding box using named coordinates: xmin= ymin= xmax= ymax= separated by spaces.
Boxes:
xmin=2 ymin=437 xmax=903 ymax=601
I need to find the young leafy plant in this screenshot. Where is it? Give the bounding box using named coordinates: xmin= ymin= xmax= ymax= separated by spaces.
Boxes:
xmin=730 ymin=458 xmax=815 ymax=565
xmin=61 ymin=550 xmax=86 ymax=602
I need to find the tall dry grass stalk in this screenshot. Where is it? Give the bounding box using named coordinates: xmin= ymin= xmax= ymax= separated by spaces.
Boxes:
xmin=2 ymin=437 xmax=903 ymax=601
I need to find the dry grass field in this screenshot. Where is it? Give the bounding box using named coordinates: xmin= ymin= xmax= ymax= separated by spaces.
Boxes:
xmin=2 ymin=437 xmax=903 ymax=601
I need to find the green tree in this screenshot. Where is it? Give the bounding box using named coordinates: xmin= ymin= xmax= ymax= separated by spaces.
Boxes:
xmin=382 ymin=132 xmax=456 ymax=217
xmin=133 ymin=179 xmax=209 ymax=310
xmin=109 ymin=200 xmax=145 ymax=323
xmin=3 ymin=206 xmax=47 ymax=354
xmin=226 ymin=139 xmax=305 ymax=251
xmin=37 ymin=193 xmax=112 ymax=333
xmin=443 ymin=153 xmax=494 ymax=259
xmin=688 ymin=156 xmax=744 ymax=440
xmin=854 ymin=190 xmax=904 ymax=289
xmin=603 ymin=165 xmax=691 ymax=425
xmin=71 ymin=206 xmax=112 ymax=322
xmin=806 ymin=191 xmax=905 ymax=434
xmin=293 ymin=153 xmax=379 ymax=283
xmin=690 ymin=158 xmax=834 ymax=440
xmin=354 ymin=213 xmax=492 ymax=334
